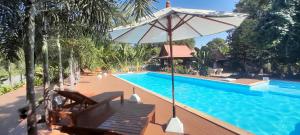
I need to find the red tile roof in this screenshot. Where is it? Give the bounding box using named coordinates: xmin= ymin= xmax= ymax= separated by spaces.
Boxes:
xmin=159 ymin=45 xmax=194 ymax=58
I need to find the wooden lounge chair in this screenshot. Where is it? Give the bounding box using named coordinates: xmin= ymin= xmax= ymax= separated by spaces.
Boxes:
xmin=60 ymin=102 xmax=155 ymax=135
xmin=55 ymin=89 xmax=124 ymax=108
xmin=51 ymin=90 xmax=155 ymax=135
xmin=50 ymin=90 xmax=124 ymax=126
xmin=81 ymin=68 xmax=94 ymax=75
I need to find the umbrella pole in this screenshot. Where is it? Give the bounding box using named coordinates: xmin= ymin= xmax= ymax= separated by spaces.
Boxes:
xmin=168 ymin=15 xmax=176 ymax=118
xmin=165 ymin=2 xmax=183 ymax=133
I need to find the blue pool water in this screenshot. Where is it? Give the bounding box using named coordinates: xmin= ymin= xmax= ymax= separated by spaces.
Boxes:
xmin=116 ymin=72 xmax=300 ymax=135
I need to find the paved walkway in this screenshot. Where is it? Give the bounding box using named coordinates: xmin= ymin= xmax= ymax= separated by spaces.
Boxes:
xmin=0 ymin=86 xmax=43 ymax=135
xmin=0 ymin=86 xmax=26 ymax=135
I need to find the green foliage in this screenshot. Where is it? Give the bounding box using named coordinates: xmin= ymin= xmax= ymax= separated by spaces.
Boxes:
xmin=0 ymin=85 xmax=12 ymax=95
xmin=149 ymin=38 xmax=196 ymax=49
xmin=0 ymin=82 xmax=24 ymax=95
xmin=193 ymin=47 xmax=210 ymax=68
xmin=175 ymin=65 xmax=189 ymax=74
xmin=34 ymin=66 xmax=43 ymax=86
xmin=228 ymin=0 xmax=300 ymax=77
xmin=257 ymin=0 xmax=299 ymax=64
xmin=0 ymin=0 xmax=23 ymax=64
xmin=193 ymin=38 xmax=228 ymax=69
xmin=0 ymin=68 xmax=8 ymax=81
xmin=34 ymin=77 xmax=43 ymax=86
xmin=13 ymin=82 xmax=24 ymax=89
xmin=46 ymin=37 xmax=159 ymax=74
xmin=173 ymin=39 xmax=196 ymax=49
xmin=199 ymin=66 xmax=209 ymax=76
xmin=122 ymin=0 xmax=156 ymax=22
xmin=61 ymin=38 xmax=100 ymax=70
xmin=207 ymin=38 xmax=229 ymax=55
xmin=234 ymin=0 xmax=271 ymax=18
xmin=229 ymin=19 xmax=259 ymax=72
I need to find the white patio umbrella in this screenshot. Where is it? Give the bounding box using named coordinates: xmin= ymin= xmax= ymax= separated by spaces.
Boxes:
xmin=110 ymin=1 xmax=247 ymax=133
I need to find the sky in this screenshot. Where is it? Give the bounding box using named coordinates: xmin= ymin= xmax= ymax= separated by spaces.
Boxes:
xmin=153 ymin=0 xmax=240 ymax=47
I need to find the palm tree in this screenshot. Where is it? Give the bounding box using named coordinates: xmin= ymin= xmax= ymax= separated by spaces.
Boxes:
xmin=0 ymin=0 xmax=23 ymax=86
xmin=2 ymin=0 xmax=156 ymax=134
xmin=41 ymin=4 xmax=50 ymax=93
xmin=24 ymin=0 xmax=37 ymax=134
xmin=133 ymin=44 xmax=147 ymax=71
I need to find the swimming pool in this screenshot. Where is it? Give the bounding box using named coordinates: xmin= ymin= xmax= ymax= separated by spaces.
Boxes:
xmin=116 ymin=72 xmax=300 ymax=135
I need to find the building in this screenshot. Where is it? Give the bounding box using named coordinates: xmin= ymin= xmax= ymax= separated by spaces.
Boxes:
xmin=157 ymin=45 xmax=195 ymax=67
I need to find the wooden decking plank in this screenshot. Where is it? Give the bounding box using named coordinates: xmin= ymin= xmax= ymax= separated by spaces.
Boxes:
xmin=99 ymin=126 xmax=141 ymax=135
xmin=99 ymin=124 xmax=142 ymax=133
xmin=108 ymin=115 xmax=148 ymax=120
xmin=100 ymin=125 xmax=142 ymax=132
xmin=95 ymin=103 xmax=154 ymax=135
xmin=100 ymin=119 xmax=147 ymax=128
xmin=103 ymin=118 xmax=147 ymax=124
xmin=100 ymin=122 xmax=146 ymax=129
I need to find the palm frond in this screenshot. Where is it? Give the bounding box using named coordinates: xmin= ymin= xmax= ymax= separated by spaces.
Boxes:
xmin=121 ymin=0 xmax=156 ymax=22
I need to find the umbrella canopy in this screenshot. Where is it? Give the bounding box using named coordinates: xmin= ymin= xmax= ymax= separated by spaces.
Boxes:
xmin=110 ymin=7 xmax=247 ymax=44
xmin=110 ymin=2 xmax=247 ymax=132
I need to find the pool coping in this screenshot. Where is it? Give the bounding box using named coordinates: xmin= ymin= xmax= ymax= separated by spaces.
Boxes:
xmin=154 ymin=71 xmax=268 ymax=87
xmin=112 ymin=73 xmax=254 ymax=135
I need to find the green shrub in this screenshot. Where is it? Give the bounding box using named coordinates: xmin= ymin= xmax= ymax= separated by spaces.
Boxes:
xmin=34 ymin=76 xmax=43 ymax=86
xmin=0 ymin=85 xmax=13 ymax=95
xmin=199 ymin=66 xmax=208 ymax=76
xmin=0 ymin=82 xmax=24 ymax=95
xmin=146 ymin=64 xmax=160 ymax=71
xmin=0 ymin=75 xmax=8 ymax=85
xmin=176 ymin=65 xmax=189 ymax=74
xmin=0 ymin=68 xmax=8 ymax=85
xmin=13 ymin=82 xmax=25 ymax=89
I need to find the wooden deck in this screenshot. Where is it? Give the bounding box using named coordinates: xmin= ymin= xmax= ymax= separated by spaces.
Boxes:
xmin=63 ymin=73 xmax=253 ymax=135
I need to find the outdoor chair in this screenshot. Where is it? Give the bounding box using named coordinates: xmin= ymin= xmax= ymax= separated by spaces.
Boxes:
xmin=81 ymin=68 xmax=93 ymax=75
xmin=51 ymin=90 xmax=155 ymax=135
xmin=216 ymin=68 xmax=223 ymax=75
xmin=50 ymin=90 xmax=124 ymax=126
xmin=207 ymin=68 xmax=216 ymax=76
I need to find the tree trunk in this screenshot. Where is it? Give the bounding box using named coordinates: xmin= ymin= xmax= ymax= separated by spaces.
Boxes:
xmin=74 ymin=60 xmax=78 ymax=84
xmin=20 ymin=72 xmax=23 ymax=83
xmin=69 ymin=48 xmax=75 ymax=90
xmin=42 ymin=27 xmax=49 ymax=93
xmin=57 ymin=34 xmax=64 ymax=91
xmin=24 ymin=0 xmax=37 ymax=134
xmin=7 ymin=61 xmax=12 ymax=86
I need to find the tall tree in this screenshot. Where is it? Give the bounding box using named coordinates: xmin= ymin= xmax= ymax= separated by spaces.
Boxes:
xmin=234 ymin=0 xmax=271 ymax=19
xmin=229 ymin=0 xmax=271 ymax=73
xmin=0 ymin=1 xmax=24 ymax=85
xmin=257 ymin=0 xmax=299 ymax=75
xmin=229 ymin=19 xmax=259 ymax=72
xmin=41 ymin=4 xmax=50 ymax=93
xmin=24 ymin=0 xmax=37 ymax=134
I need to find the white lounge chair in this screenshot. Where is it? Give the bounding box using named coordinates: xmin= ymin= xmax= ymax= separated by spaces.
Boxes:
xmin=216 ymin=68 xmax=223 ymax=75
xmin=222 ymin=78 xmax=236 ymax=82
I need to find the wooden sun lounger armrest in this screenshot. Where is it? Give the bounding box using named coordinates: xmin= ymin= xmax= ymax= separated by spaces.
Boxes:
xmin=149 ymin=109 xmax=156 ymax=123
